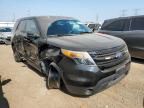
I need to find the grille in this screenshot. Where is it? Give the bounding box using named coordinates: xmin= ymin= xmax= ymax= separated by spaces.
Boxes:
xmin=89 ymin=45 xmax=129 ymax=70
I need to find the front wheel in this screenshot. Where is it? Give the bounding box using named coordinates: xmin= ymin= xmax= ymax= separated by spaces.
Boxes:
xmin=46 ymin=67 xmax=60 ymax=89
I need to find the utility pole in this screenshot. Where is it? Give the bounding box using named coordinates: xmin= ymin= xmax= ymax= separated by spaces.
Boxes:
xmin=134 ymin=8 xmax=141 ymax=16
xmin=12 ymin=13 xmax=15 ymax=22
xmin=121 ymin=9 xmax=127 ymax=17
xmin=95 ymin=14 xmax=99 ymax=23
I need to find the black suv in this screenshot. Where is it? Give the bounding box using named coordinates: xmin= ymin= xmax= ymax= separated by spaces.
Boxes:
xmin=99 ymin=15 xmax=144 ymax=59
xmin=11 ymin=16 xmax=131 ymax=96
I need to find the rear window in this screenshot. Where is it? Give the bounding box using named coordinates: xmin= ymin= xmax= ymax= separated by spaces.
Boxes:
xmin=131 ymin=17 xmax=144 ymax=30
xmin=101 ymin=19 xmax=129 ymax=31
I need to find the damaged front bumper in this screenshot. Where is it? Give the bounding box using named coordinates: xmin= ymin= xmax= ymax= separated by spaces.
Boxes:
xmin=59 ymin=57 xmax=131 ymax=96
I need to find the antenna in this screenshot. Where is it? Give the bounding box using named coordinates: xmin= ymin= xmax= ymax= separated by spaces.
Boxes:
xmin=95 ymin=14 xmax=99 ymax=23
xmin=134 ymin=8 xmax=141 ymax=15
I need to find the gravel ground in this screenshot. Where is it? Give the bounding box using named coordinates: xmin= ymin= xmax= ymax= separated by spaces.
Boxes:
xmin=0 ymin=45 xmax=144 ymax=108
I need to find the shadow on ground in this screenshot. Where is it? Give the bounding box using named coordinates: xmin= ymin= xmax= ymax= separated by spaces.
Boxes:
xmin=21 ymin=61 xmax=89 ymax=98
xmin=0 ymin=76 xmax=11 ymax=108
xmin=131 ymin=58 xmax=144 ymax=64
xmin=22 ymin=61 xmax=45 ymax=77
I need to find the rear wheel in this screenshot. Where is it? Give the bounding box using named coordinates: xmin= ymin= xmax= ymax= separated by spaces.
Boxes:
xmin=13 ymin=46 xmax=22 ymax=62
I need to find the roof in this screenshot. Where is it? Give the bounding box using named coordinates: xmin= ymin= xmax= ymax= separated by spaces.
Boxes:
xmin=105 ymin=15 xmax=144 ymax=22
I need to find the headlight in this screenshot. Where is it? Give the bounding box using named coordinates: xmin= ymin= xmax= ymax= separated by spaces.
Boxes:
xmin=61 ymin=49 xmax=96 ymax=65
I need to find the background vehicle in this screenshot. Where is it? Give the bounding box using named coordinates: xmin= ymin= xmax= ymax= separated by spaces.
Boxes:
xmin=0 ymin=27 xmax=13 ymax=44
xmin=85 ymin=22 xmax=101 ymax=32
xmin=0 ymin=22 xmax=15 ymax=45
xmin=11 ymin=16 xmax=131 ymax=96
xmin=99 ymin=15 xmax=144 ymax=59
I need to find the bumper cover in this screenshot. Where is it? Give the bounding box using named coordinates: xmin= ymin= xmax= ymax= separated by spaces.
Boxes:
xmin=62 ymin=58 xmax=130 ymax=96
xmin=66 ymin=69 xmax=127 ymax=96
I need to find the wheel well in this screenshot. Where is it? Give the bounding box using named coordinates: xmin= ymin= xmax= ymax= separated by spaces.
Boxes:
xmin=50 ymin=65 xmax=58 ymax=74
xmin=39 ymin=45 xmax=49 ymax=55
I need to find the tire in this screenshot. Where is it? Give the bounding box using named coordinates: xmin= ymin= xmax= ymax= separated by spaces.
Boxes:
xmin=46 ymin=67 xmax=60 ymax=89
xmin=13 ymin=46 xmax=22 ymax=62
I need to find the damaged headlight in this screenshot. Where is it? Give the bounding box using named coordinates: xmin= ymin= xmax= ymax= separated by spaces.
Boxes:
xmin=61 ymin=49 xmax=96 ymax=65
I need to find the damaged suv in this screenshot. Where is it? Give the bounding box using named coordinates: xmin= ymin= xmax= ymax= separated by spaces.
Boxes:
xmin=11 ymin=16 xmax=131 ymax=96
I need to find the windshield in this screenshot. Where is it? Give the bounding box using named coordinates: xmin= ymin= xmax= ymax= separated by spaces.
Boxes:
xmin=47 ymin=20 xmax=92 ymax=36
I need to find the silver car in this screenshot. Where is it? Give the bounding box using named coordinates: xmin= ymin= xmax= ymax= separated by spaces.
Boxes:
xmin=0 ymin=27 xmax=13 ymax=44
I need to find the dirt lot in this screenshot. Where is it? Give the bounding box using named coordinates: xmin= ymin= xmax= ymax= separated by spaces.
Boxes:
xmin=0 ymin=45 xmax=144 ymax=108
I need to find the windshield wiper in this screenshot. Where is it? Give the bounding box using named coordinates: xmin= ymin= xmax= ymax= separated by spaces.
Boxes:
xmin=48 ymin=34 xmax=75 ymax=37
xmin=79 ymin=32 xmax=93 ymax=34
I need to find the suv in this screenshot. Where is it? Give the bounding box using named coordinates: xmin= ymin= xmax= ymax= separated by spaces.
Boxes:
xmin=99 ymin=15 xmax=144 ymax=59
xmin=11 ymin=16 xmax=131 ymax=96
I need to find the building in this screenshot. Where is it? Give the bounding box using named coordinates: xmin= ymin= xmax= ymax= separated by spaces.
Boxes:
xmin=0 ymin=22 xmax=15 ymax=28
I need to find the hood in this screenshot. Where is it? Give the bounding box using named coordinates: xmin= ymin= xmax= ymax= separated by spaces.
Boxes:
xmin=47 ymin=33 xmax=126 ymax=51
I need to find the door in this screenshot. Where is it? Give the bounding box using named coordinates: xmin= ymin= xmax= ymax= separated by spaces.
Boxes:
xmin=14 ymin=20 xmax=26 ymax=55
xmin=100 ymin=19 xmax=130 ymax=40
xmin=23 ymin=19 xmax=40 ymax=64
xmin=123 ymin=17 xmax=144 ymax=58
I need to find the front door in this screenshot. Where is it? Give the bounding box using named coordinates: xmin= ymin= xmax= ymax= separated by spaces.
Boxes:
xmin=14 ymin=20 xmax=26 ymax=55
xmin=23 ymin=19 xmax=40 ymax=65
xmin=123 ymin=17 xmax=144 ymax=58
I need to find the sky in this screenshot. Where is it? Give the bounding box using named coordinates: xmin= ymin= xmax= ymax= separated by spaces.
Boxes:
xmin=0 ymin=0 xmax=144 ymax=23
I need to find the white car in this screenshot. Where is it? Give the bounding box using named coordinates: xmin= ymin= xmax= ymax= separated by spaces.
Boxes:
xmin=0 ymin=27 xmax=13 ymax=44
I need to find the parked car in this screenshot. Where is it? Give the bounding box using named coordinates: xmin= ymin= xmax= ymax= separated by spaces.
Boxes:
xmin=85 ymin=23 xmax=101 ymax=32
xmin=99 ymin=15 xmax=144 ymax=59
xmin=11 ymin=16 xmax=131 ymax=96
xmin=0 ymin=27 xmax=13 ymax=44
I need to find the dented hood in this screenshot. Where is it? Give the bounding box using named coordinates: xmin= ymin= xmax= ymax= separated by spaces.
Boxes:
xmin=46 ymin=33 xmax=125 ymax=51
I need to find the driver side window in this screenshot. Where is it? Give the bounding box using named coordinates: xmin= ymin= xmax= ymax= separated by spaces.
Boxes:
xmin=25 ymin=20 xmax=39 ymax=34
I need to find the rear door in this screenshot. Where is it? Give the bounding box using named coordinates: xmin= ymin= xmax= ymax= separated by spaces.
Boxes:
xmin=123 ymin=17 xmax=144 ymax=58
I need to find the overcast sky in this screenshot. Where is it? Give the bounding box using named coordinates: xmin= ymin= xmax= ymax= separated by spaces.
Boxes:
xmin=0 ymin=0 xmax=144 ymax=23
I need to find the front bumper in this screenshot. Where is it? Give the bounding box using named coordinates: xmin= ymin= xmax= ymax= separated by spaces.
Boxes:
xmin=66 ymin=67 xmax=129 ymax=96
xmin=59 ymin=57 xmax=131 ymax=96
